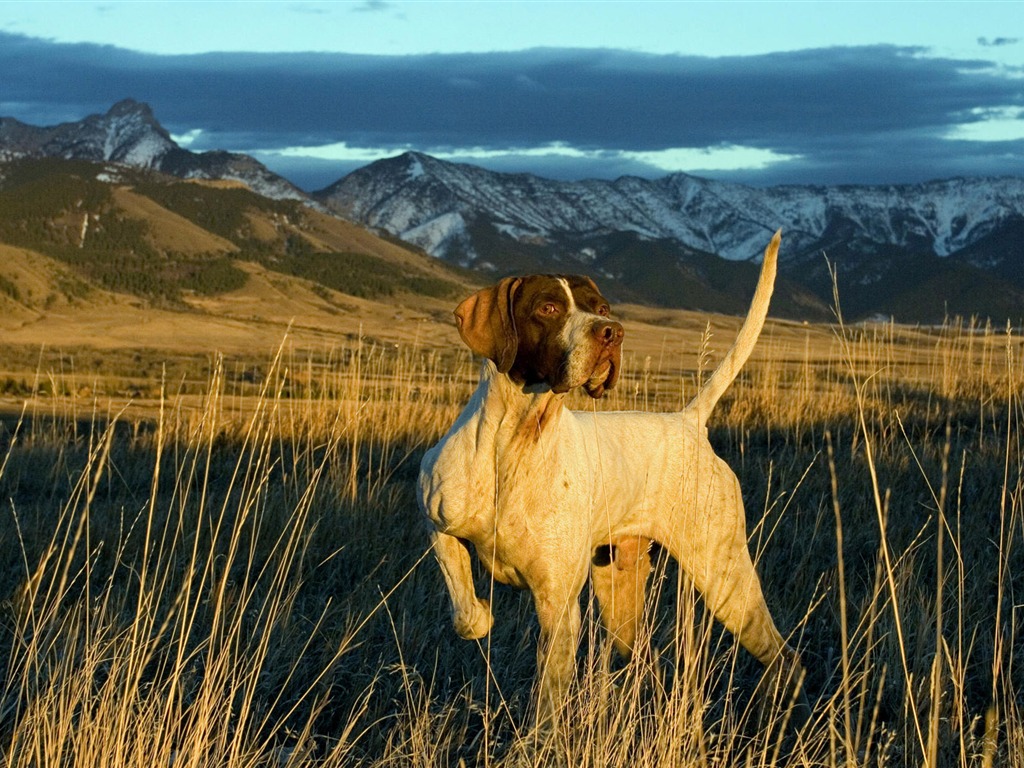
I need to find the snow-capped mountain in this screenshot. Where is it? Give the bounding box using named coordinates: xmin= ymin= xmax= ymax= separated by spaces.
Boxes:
xmin=320 ymin=151 xmax=1024 ymax=266
xmin=0 ymin=99 xmax=175 ymax=167
xmin=0 ymin=100 xmax=307 ymax=202
xmin=317 ymin=152 xmax=1024 ymax=321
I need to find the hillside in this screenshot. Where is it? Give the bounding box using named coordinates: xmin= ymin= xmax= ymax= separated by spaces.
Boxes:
xmin=0 ymin=157 xmax=829 ymax=394
xmin=0 ymin=158 xmax=472 ymax=354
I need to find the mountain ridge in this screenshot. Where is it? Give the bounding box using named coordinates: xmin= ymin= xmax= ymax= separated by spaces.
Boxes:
xmin=318 ymin=150 xmax=1024 ymax=264
xmin=317 ymin=151 xmax=1024 ymax=322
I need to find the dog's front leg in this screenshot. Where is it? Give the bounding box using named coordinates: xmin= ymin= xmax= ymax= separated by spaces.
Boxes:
xmin=431 ymin=531 xmax=494 ymax=639
xmin=532 ymin=583 xmax=583 ymax=723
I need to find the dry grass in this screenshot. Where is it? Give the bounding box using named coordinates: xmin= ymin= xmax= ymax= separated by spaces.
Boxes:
xmin=0 ymin=312 xmax=1021 ymax=767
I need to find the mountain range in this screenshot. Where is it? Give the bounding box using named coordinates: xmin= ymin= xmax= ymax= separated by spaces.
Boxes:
xmin=3 ymin=100 xmax=1023 ymax=323
xmin=319 ymin=152 xmax=1024 ymax=322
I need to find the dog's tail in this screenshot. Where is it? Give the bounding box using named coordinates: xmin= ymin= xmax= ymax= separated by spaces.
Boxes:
xmin=684 ymin=230 xmax=780 ymax=423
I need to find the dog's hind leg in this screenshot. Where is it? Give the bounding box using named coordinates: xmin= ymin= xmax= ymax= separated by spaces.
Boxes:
xmin=672 ymin=517 xmax=811 ymax=728
xmin=591 ymin=536 xmax=653 ymax=658
xmin=662 ymin=464 xmax=810 ymax=725
xmin=683 ymin=533 xmax=810 ymax=727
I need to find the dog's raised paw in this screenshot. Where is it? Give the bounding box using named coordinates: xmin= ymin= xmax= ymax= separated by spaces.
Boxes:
xmin=454 ymin=598 xmax=494 ymax=640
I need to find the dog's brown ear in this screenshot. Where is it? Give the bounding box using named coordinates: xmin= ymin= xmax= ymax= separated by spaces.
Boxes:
xmin=454 ymin=277 xmax=522 ymax=372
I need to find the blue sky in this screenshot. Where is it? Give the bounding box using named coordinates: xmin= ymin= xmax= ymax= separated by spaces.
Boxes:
xmin=2 ymin=1 xmax=1022 ymax=189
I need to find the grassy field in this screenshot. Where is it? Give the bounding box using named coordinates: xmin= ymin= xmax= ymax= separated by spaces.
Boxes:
xmin=0 ymin=308 xmax=1021 ymax=767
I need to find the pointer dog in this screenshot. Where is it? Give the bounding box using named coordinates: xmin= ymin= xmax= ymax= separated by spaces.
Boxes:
xmin=418 ymin=231 xmax=807 ymax=722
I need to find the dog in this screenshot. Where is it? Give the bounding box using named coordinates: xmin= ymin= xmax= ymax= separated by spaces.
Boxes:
xmin=418 ymin=231 xmax=807 ymax=723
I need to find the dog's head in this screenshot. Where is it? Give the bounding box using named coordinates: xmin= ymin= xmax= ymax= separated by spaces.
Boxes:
xmin=453 ymin=274 xmax=624 ymax=398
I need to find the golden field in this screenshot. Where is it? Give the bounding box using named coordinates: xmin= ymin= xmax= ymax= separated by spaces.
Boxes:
xmin=0 ymin=286 xmax=1022 ymax=767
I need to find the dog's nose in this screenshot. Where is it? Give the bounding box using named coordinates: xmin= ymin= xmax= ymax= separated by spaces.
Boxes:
xmin=595 ymin=321 xmax=624 ymax=346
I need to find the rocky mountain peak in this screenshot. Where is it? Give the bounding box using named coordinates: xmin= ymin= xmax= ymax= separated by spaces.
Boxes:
xmin=0 ymin=100 xmax=307 ymax=202
xmin=105 ymin=98 xmax=156 ymax=120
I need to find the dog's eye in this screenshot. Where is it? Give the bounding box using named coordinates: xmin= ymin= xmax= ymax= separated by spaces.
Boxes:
xmin=596 ymin=304 xmax=610 ymax=317
xmin=539 ymin=303 xmax=559 ymax=316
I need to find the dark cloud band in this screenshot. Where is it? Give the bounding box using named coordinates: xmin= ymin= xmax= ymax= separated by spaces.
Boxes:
xmin=2 ymin=32 xmax=1021 ymax=189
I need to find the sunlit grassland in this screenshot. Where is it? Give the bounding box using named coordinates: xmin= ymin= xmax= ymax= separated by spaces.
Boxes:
xmin=0 ymin=314 xmax=1021 ymax=767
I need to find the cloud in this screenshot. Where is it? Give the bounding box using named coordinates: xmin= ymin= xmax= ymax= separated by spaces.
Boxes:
xmin=978 ymin=37 xmax=1020 ymax=47
xmin=1 ymin=32 xmax=1021 ymax=189
xmin=350 ymin=1 xmax=394 ymax=12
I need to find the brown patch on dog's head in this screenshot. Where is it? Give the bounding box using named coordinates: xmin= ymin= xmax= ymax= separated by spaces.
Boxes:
xmin=454 ymin=277 xmax=523 ymax=373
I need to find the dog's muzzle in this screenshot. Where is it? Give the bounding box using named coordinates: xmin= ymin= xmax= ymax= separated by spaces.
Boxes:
xmin=582 ymin=320 xmax=623 ymax=398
